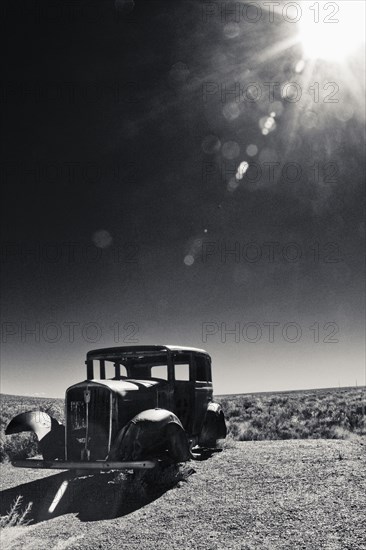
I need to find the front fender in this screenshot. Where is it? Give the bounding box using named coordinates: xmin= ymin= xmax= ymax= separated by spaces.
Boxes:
xmin=109 ymin=408 xmax=190 ymax=462
xmin=5 ymin=411 xmax=65 ymax=460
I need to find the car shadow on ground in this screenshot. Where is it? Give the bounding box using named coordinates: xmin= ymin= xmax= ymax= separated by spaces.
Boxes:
xmin=0 ymin=465 xmax=196 ymax=523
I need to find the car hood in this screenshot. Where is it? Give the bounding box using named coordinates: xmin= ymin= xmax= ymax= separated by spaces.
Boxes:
xmin=66 ymin=378 xmax=164 ymax=397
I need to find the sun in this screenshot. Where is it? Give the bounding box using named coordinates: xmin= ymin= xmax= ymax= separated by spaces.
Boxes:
xmin=298 ymin=1 xmax=365 ymax=61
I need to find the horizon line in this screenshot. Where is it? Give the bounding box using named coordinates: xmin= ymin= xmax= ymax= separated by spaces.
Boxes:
xmin=1 ymin=383 xmax=365 ymax=401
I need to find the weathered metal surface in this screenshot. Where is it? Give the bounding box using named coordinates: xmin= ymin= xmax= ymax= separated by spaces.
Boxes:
xmin=5 ymin=411 xmax=65 ymax=460
xmin=198 ymin=402 xmax=227 ymax=447
xmin=5 ymin=411 xmax=53 ymax=438
xmin=109 ymin=408 xmax=190 ymax=462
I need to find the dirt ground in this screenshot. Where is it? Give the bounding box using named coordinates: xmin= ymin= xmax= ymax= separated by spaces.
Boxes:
xmin=1 ymin=439 xmax=365 ymax=550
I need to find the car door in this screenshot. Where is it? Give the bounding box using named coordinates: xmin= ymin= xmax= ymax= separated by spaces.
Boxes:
xmin=191 ymin=354 xmax=213 ymax=436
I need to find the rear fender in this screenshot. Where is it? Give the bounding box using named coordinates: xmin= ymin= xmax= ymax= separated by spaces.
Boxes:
xmin=198 ymin=402 xmax=227 ymax=447
xmin=109 ymin=408 xmax=190 ymax=462
xmin=5 ymin=411 xmax=65 ymax=460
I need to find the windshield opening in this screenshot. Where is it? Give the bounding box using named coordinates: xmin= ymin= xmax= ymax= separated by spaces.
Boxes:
xmin=90 ymin=351 xmax=170 ymax=381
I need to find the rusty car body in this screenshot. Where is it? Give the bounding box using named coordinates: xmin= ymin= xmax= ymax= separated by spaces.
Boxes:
xmin=6 ymin=345 xmax=226 ymax=470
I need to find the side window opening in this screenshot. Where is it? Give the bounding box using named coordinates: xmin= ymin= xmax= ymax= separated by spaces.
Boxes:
xmin=195 ymin=356 xmax=211 ymax=382
xmin=150 ymin=365 xmax=168 ymax=380
xmin=174 ymin=363 xmax=190 ymax=381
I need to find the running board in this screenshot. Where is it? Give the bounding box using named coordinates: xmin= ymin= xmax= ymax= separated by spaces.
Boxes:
xmin=12 ymin=459 xmax=157 ymax=470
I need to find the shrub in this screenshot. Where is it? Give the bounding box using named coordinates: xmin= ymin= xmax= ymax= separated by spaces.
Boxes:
xmin=0 ymin=496 xmax=32 ymax=529
xmin=220 ymin=387 xmax=366 ymax=442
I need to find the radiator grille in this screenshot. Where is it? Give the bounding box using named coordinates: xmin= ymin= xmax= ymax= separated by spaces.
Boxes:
xmin=66 ymin=386 xmax=111 ymax=460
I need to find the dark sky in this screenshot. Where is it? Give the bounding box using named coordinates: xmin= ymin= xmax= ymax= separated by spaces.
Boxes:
xmin=1 ymin=0 xmax=365 ymax=397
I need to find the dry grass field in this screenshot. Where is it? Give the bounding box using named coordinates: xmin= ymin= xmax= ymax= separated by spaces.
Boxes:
xmin=0 ymin=439 xmax=365 ymax=550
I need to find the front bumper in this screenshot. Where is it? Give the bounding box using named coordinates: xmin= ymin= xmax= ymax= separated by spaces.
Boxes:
xmin=12 ymin=459 xmax=157 ymax=470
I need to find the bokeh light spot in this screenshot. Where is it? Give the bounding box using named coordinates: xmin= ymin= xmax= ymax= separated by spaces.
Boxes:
xmin=223 ymin=22 xmax=240 ymax=39
xmin=259 ymin=116 xmax=276 ymax=135
xmin=184 ymin=255 xmax=194 ymax=266
xmin=223 ymin=102 xmax=240 ymax=121
xmin=246 ymin=144 xmax=258 ymax=157
xmin=236 ymin=161 xmax=249 ymax=180
xmin=92 ymin=230 xmax=113 ymax=249
xmin=222 ymin=141 xmax=240 ymax=159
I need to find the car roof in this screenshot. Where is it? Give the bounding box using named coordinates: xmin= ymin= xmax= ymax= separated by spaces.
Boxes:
xmin=87 ymin=345 xmax=210 ymax=360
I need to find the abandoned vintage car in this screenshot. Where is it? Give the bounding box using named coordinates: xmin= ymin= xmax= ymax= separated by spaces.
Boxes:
xmin=6 ymin=345 xmax=226 ymax=470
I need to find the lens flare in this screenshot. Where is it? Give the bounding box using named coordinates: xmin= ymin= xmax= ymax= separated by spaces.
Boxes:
xmin=298 ymin=1 xmax=365 ymax=61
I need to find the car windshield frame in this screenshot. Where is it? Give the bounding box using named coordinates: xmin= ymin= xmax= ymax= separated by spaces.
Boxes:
xmin=86 ymin=349 xmax=173 ymax=381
